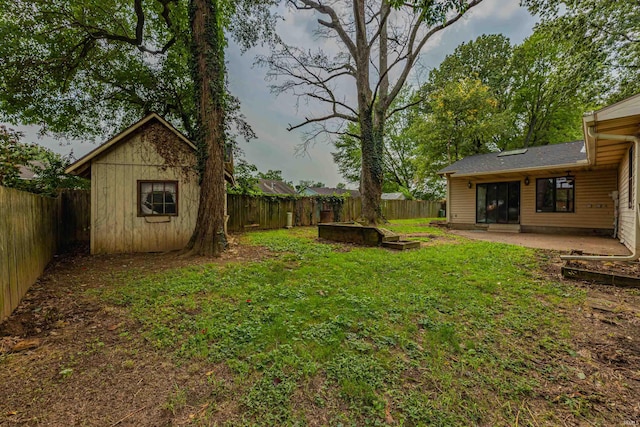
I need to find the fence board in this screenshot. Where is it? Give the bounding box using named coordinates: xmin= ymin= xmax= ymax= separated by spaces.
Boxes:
xmin=227 ymin=194 xmax=441 ymax=232
xmin=0 ymin=186 xmax=60 ymax=322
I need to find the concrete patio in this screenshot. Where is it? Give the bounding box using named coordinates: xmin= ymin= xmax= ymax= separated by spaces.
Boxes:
xmin=449 ymin=230 xmax=632 ymax=256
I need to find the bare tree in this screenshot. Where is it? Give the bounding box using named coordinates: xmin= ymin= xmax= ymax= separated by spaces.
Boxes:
xmin=261 ymin=0 xmax=483 ymax=223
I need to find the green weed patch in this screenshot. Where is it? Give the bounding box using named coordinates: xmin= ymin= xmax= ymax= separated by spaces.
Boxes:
xmin=100 ymin=221 xmax=582 ymax=425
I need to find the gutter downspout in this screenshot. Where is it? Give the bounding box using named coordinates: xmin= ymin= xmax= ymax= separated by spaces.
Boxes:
xmin=560 ymin=126 xmax=640 ymax=261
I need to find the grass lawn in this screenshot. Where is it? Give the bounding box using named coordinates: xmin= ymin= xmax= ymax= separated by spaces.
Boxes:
xmin=98 ymin=219 xmax=582 ymax=425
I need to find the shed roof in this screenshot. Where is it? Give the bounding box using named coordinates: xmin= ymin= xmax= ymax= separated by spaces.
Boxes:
xmin=65 ymin=113 xmax=196 ymax=179
xmin=257 ymin=179 xmax=296 ymax=195
xmin=438 ymin=141 xmax=588 ymax=177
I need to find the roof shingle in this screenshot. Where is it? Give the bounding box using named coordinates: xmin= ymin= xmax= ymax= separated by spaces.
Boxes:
xmin=438 ymin=141 xmax=587 ymax=176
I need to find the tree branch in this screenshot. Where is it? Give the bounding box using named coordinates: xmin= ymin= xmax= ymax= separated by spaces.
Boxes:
xmin=287 ymin=112 xmax=358 ymax=132
xmin=290 ymin=0 xmax=358 ymax=60
xmin=384 ymin=0 xmax=484 ymax=111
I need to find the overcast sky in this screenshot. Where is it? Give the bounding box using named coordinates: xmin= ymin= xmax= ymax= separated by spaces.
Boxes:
xmin=17 ymin=0 xmax=538 ymax=188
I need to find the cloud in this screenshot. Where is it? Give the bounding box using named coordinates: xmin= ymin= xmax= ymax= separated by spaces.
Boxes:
xmin=470 ymin=0 xmax=524 ymax=20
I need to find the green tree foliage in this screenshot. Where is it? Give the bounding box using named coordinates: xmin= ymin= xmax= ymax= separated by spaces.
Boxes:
xmin=419 ymin=26 xmax=601 ymax=153
xmin=421 ymin=79 xmax=505 ymax=162
xmin=0 ymin=127 xmax=36 ymax=188
xmin=0 ymin=0 xmax=276 ymax=142
xmin=412 ymin=78 xmax=511 ymax=198
xmin=0 ymin=127 xmax=89 ymax=196
xmin=228 ymin=160 xmax=261 ymax=195
xmin=26 ymin=150 xmax=91 ymax=196
xmin=0 ymin=0 xmax=193 ymax=139
xmin=509 ymin=28 xmax=598 ymax=148
xmin=257 ymin=170 xmax=285 ymax=182
xmin=522 ymin=0 xmax=640 ymax=102
xmin=423 ymin=34 xmax=513 ymax=108
xmin=332 ymin=123 xmax=362 ymax=185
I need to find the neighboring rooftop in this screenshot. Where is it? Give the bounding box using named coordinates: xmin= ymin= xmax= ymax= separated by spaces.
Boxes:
xmin=438 ymin=140 xmax=587 ymax=176
xmin=381 ymin=192 xmax=406 ymax=200
xmin=257 ymin=179 xmax=296 ymax=195
xmin=18 ymin=161 xmax=45 ymax=180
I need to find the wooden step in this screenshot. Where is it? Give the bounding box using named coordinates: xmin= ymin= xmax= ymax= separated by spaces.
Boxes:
xmin=382 ymin=240 xmax=421 ymax=250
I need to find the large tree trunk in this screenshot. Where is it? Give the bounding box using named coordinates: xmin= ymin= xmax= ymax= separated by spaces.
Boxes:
xmin=360 ymin=112 xmax=384 ymax=223
xmin=355 ymin=0 xmax=385 ymax=224
xmin=185 ymin=0 xmax=227 ymax=256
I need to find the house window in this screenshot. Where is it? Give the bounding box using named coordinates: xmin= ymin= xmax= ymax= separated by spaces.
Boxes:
xmin=138 ymin=181 xmax=178 ymax=216
xmin=536 ymin=177 xmax=574 ymax=213
xmin=630 ymin=145 xmax=634 ymax=209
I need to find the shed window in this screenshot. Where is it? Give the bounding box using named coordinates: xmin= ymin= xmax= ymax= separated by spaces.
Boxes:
xmin=536 ymin=177 xmax=574 ymax=213
xmin=138 ymin=181 xmax=178 ymax=216
xmin=630 ymin=145 xmax=634 ymax=209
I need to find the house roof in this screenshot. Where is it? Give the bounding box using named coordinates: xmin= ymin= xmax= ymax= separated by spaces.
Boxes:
xmin=66 ymin=113 xmax=196 ymax=179
xmin=257 ymin=179 xmax=296 ymax=195
xmin=381 ymin=192 xmax=406 ymax=200
xmin=582 ymin=93 xmax=640 ymax=168
xmin=18 ymin=161 xmax=45 ymax=180
xmin=438 ymin=140 xmax=588 ymax=177
xmin=306 ymin=187 xmax=361 ymax=197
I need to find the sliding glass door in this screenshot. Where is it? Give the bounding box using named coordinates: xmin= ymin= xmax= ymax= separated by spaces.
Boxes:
xmin=476 ymin=181 xmax=520 ymax=224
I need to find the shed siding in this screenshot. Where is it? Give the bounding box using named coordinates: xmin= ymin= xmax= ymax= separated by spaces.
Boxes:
xmin=618 ymin=149 xmax=635 ymax=250
xmin=91 ymin=125 xmax=199 ymax=254
xmin=448 ymin=169 xmax=616 ymax=231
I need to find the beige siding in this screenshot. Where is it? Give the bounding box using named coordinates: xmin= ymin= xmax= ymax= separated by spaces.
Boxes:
xmin=521 ymin=169 xmax=617 ymax=230
xmin=449 ymin=177 xmax=477 ymax=224
xmin=618 ymin=148 xmax=635 ymax=250
xmin=91 ymin=124 xmax=199 ymax=254
xmin=448 ymin=169 xmax=617 ymax=230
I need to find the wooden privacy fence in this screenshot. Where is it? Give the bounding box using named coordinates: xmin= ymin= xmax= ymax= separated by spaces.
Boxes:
xmin=0 ymin=187 xmax=90 ymax=322
xmin=227 ymin=194 xmax=442 ymax=232
xmin=1 ymin=186 xmax=59 ymax=322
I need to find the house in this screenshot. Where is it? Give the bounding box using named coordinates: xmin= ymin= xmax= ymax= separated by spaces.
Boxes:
xmin=18 ymin=161 xmax=45 ymax=180
xmin=257 ymin=179 xmax=296 ymax=195
xmin=301 ymin=187 xmax=361 ymax=198
xmin=381 ymin=192 xmax=406 ymax=200
xmin=439 ymin=94 xmax=639 ymax=256
xmin=65 ymin=113 xmax=233 ymax=254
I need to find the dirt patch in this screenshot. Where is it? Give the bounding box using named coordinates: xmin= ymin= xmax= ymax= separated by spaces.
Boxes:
xmin=404 ymin=232 xmax=463 ymax=247
xmin=0 ymin=238 xmax=269 ymax=426
xmin=540 ymin=282 xmax=640 ymax=424
xmin=528 ymin=252 xmax=640 ymax=425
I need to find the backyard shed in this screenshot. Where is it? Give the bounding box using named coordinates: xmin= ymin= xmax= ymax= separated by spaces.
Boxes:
xmin=66 ymin=113 xmax=232 ymax=254
xmin=439 ymin=93 xmax=640 ymax=255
